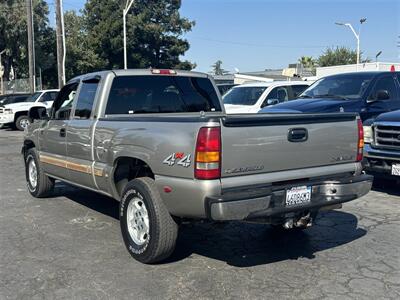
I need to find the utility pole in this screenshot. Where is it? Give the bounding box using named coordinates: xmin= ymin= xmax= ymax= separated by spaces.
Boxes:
xmin=26 ymin=0 xmax=35 ymax=93
xmin=0 ymin=50 xmax=5 ymax=95
xmin=55 ymin=0 xmax=66 ymax=88
xmin=123 ymin=0 xmax=135 ymax=69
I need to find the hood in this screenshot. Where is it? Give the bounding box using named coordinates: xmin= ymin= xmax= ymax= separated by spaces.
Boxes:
xmin=224 ymin=104 xmax=258 ymax=114
xmin=375 ymin=110 xmax=400 ymax=123
xmin=2 ymin=101 xmax=35 ymax=110
xmin=260 ymin=98 xmax=356 ymax=113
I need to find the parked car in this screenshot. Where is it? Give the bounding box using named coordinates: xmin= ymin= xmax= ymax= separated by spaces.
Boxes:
xmin=0 ymin=89 xmax=58 ymax=130
xmin=23 ymin=69 xmax=371 ymax=263
xmin=260 ymin=72 xmax=400 ymax=122
xmin=0 ymin=93 xmax=31 ymax=106
xmin=216 ymin=83 xmax=237 ymax=95
xmin=363 ymin=110 xmax=400 ymax=178
xmin=223 ymin=81 xmax=310 ymax=113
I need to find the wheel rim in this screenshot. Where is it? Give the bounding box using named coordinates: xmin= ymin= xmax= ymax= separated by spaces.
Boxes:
xmin=28 ymin=158 xmax=38 ymax=189
xmin=20 ymin=118 xmax=30 ymax=129
xmin=126 ymin=198 xmax=150 ymax=245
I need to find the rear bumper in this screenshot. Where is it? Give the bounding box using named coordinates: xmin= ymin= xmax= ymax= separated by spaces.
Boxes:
xmin=205 ymin=174 xmax=372 ymax=221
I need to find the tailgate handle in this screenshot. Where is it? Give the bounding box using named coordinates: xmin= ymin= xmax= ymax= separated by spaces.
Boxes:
xmin=288 ymin=128 xmax=308 ymax=142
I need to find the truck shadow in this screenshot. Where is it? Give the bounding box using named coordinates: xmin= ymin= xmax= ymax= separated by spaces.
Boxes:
xmin=371 ymin=177 xmax=400 ymax=197
xmin=168 ymin=211 xmax=366 ymax=267
xmin=55 ymin=183 xmax=366 ymax=268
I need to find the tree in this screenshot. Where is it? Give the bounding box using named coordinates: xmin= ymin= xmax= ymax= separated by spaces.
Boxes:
xmin=83 ymin=0 xmax=196 ymax=70
xmin=64 ymin=10 xmax=103 ymax=80
xmin=298 ymin=56 xmax=315 ymax=69
xmin=211 ymin=60 xmax=228 ymax=75
xmin=317 ymin=46 xmax=370 ymax=67
xmin=0 ymin=0 xmax=57 ymax=87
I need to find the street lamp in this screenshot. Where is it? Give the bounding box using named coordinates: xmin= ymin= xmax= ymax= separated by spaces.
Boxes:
xmin=375 ymin=51 xmax=382 ymax=63
xmin=0 ymin=49 xmax=5 ymax=95
xmin=123 ymin=0 xmax=135 ymax=70
xmin=335 ymin=18 xmax=367 ymax=67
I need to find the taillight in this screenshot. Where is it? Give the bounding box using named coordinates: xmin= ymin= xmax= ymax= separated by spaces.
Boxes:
xmin=195 ymin=127 xmax=221 ymax=180
xmin=151 ymin=69 xmax=177 ymax=75
xmin=357 ymin=119 xmax=364 ymax=162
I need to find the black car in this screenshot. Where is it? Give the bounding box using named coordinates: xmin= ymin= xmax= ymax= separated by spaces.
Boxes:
xmin=0 ymin=93 xmax=32 ymax=106
xmin=260 ymin=72 xmax=400 ymax=123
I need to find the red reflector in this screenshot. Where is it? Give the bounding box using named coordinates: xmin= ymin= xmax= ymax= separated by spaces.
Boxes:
xmin=195 ymin=127 xmax=221 ymax=180
xmin=390 ymin=65 xmax=396 ymax=72
xmin=163 ymin=186 xmax=172 ymax=193
xmin=151 ymin=69 xmax=176 ymax=75
xmin=357 ymin=119 xmax=364 ymax=162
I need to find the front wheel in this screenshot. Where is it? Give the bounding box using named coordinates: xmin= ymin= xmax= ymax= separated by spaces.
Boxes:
xmin=120 ymin=177 xmax=178 ymax=264
xmin=25 ymin=148 xmax=54 ymax=197
xmin=15 ymin=115 xmax=31 ymax=131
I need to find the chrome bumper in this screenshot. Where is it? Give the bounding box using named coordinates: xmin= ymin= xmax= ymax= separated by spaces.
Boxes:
xmin=206 ymin=174 xmax=373 ymax=221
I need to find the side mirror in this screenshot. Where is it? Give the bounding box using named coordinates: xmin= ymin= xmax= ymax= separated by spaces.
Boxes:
xmin=28 ymin=106 xmax=49 ymax=121
xmin=376 ymin=90 xmax=390 ymax=100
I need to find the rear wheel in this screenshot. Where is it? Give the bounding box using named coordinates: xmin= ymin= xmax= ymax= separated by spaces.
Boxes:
xmin=25 ymin=148 xmax=54 ymax=197
xmin=120 ymin=177 xmax=178 ymax=264
xmin=15 ymin=115 xmax=31 ymax=131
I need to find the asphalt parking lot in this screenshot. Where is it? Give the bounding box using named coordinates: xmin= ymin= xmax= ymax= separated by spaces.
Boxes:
xmin=0 ymin=129 xmax=399 ymax=299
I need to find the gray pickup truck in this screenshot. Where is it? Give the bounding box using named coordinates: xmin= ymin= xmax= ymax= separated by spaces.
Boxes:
xmin=23 ymin=69 xmax=372 ymax=263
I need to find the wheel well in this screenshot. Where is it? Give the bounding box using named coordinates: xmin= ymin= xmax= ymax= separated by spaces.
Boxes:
xmin=23 ymin=140 xmax=36 ymax=157
xmin=14 ymin=111 xmax=29 ymax=122
xmin=113 ymin=157 xmax=154 ymax=197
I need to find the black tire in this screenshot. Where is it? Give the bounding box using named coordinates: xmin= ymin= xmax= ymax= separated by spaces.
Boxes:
xmin=25 ymin=148 xmax=54 ymax=197
xmin=15 ymin=115 xmax=31 ymax=131
xmin=120 ymin=177 xmax=178 ymax=264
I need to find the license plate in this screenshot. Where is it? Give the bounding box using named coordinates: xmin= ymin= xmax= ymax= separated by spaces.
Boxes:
xmin=391 ymin=164 xmax=400 ymax=176
xmin=286 ymin=186 xmax=312 ymax=206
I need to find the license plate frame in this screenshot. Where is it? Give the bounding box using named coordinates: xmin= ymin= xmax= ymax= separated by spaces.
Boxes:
xmin=391 ymin=164 xmax=400 ymax=176
xmin=286 ymin=186 xmax=312 ymax=206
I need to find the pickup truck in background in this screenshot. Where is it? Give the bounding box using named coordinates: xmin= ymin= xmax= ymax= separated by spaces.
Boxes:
xmin=223 ymin=81 xmax=310 ymax=113
xmin=23 ymin=69 xmax=372 ymax=263
xmin=363 ymin=110 xmax=400 ymax=178
xmin=260 ymin=72 xmax=400 ymax=122
xmin=0 ymin=89 xmax=59 ymax=130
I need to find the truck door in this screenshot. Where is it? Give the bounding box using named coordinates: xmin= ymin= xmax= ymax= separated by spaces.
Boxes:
xmin=364 ymin=74 xmax=399 ymax=120
xmin=65 ymin=76 xmax=101 ymax=189
xmin=39 ymin=82 xmax=79 ymax=179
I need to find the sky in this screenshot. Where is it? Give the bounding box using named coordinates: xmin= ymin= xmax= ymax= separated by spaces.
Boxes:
xmin=47 ymin=0 xmax=400 ymax=73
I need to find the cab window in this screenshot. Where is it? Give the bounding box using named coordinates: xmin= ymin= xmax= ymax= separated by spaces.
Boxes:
xmin=52 ymin=83 xmax=79 ymax=120
xmin=369 ymin=76 xmax=397 ymax=100
xmin=74 ymin=79 xmax=100 ymax=119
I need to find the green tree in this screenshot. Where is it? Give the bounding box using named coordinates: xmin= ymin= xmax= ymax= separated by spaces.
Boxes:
xmin=298 ymin=56 xmax=315 ymax=69
xmin=211 ymin=60 xmax=228 ymax=75
xmin=317 ymin=46 xmax=370 ymax=67
xmin=0 ymin=0 xmax=57 ymax=87
xmin=83 ymin=0 xmax=196 ymax=70
xmin=64 ymin=10 xmax=103 ymax=80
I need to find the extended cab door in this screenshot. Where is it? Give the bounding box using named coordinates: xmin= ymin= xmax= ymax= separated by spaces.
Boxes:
xmin=364 ymin=74 xmax=400 ymax=120
xmin=39 ymin=82 xmax=79 ymax=179
xmin=65 ymin=76 xmax=101 ymax=189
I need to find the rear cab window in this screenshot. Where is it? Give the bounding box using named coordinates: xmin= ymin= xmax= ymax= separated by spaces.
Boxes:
xmin=105 ymin=75 xmax=222 ymax=115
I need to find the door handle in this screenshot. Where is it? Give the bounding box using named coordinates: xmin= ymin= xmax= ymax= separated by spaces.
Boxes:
xmin=59 ymin=128 xmax=66 ymax=137
xmin=288 ymin=128 xmax=308 ymax=142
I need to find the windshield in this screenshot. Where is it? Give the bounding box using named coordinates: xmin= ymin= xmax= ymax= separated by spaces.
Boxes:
xmin=27 ymin=92 xmax=42 ymax=102
xmin=300 ymin=74 xmax=373 ymax=100
xmin=223 ymin=86 xmax=267 ymax=105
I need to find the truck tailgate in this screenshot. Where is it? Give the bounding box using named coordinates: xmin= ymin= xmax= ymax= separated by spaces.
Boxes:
xmin=220 ymin=113 xmax=359 ymax=178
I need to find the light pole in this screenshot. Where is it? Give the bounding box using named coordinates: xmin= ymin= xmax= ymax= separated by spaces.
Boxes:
xmin=123 ymin=0 xmax=135 ymax=70
xmin=335 ymin=18 xmax=367 ymax=67
xmin=0 ymin=49 xmax=5 ymax=95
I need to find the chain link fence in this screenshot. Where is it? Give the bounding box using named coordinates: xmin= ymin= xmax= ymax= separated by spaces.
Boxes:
xmin=1 ymin=78 xmax=42 ymax=95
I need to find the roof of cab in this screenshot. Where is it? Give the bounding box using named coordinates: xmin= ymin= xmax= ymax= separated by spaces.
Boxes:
xmin=67 ymin=69 xmax=209 ymax=84
xmin=232 ymin=80 xmax=310 ymax=88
